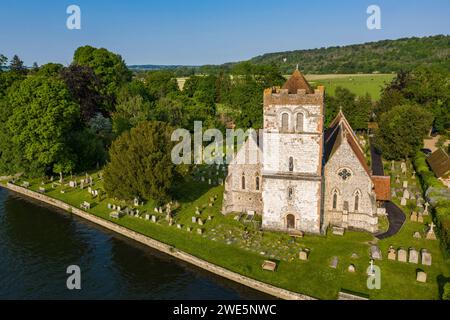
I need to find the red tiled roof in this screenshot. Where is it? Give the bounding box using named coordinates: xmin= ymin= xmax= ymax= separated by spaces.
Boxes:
xmin=282 ymin=69 xmax=314 ymax=94
xmin=372 ymin=175 xmax=391 ymax=201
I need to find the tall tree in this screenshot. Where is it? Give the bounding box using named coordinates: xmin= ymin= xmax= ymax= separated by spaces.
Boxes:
xmin=0 ymin=76 xmax=79 ymax=176
xmin=375 ymin=104 xmax=433 ymax=160
xmin=9 ymin=55 xmax=27 ymax=75
xmin=73 ymin=46 xmax=132 ymax=110
xmin=103 ymin=121 xmax=177 ymax=203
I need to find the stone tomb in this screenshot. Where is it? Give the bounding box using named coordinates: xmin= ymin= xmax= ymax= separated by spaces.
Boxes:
xmin=408 ymin=248 xmax=419 ymax=264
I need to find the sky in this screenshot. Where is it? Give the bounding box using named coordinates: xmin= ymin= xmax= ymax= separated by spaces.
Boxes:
xmin=0 ymin=0 xmax=449 ymax=66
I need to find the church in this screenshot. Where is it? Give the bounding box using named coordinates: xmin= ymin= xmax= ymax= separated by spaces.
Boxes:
xmin=222 ymin=69 xmax=390 ymax=234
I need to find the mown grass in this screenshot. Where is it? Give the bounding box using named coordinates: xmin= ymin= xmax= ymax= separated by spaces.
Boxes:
xmin=309 ymin=74 xmax=395 ymax=100
xmin=7 ymin=167 xmax=449 ymax=300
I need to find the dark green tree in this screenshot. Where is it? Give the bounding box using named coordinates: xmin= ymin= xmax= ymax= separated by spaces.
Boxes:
xmin=103 ymin=121 xmax=177 ymax=203
xmin=376 ymin=104 xmax=433 ymax=160
xmin=9 ymin=55 xmax=27 ymax=75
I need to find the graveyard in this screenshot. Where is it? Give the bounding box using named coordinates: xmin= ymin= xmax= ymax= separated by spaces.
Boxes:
xmin=3 ymin=161 xmax=449 ymax=300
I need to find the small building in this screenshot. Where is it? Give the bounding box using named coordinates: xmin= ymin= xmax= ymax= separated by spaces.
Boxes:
xmin=427 ymin=148 xmax=450 ymax=187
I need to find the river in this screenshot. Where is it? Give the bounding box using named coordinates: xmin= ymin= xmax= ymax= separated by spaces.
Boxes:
xmin=0 ymin=189 xmax=271 ymax=299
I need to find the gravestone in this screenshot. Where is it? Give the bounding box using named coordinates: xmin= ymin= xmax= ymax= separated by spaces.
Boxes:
xmin=426 ymin=222 xmax=437 ymax=240
xmin=186 ymin=227 xmax=192 ymax=232
xmin=401 ymin=161 xmax=407 ymax=174
xmin=195 ymin=207 xmax=201 ymax=215
xmin=398 ymin=248 xmax=407 ymax=262
xmin=416 ymin=271 xmax=427 ymax=283
xmin=396 ymin=175 xmax=400 ymax=184
xmin=423 ymin=202 xmax=430 ymax=216
xmin=145 ymin=214 xmax=150 ymax=221
xmin=198 ymin=219 xmax=204 ymax=226
xmin=191 ymin=216 xmax=197 ymax=223
xmin=410 ymin=212 xmax=418 ymax=222
xmin=391 ymin=160 xmax=395 ymax=172
xmin=387 ymin=247 xmax=397 ymax=260
xmin=413 ymin=231 xmax=422 ymax=239
xmin=403 ymin=181 xmax=408 ymax=189
xmin=421 ymin=249 xmax=432 ymax=266
xmin=403 ymin=189 xmax=410 ymax=199
xmin=348 ymin=264 xmax=356 ymax=273
xmin=351 ymin=253 xmax=359 ymax=259
xmin=299 ymin=249 xmax=309 ymax=261
xmin=401 ymin=197 xmax=407 ymax=206
xmin=408 ymin=248 xmax=419 ymax=264
xmin=370 ymin=245 xmax=382 ymax=260
xmin=332 ymin=227 xmax=345 ymax=236
xmin=151 ymin=215 xmax=157 ymax=223
xmin=177 ymin=224 xmax=182 ymax=229
xmin=330 ymin=257 xmax=339 ymax=269
xmin=417 ymin=213 xmax=424 ymax=223
xmin=197 ymin=228 xmax=203 ymax=235
xmin=154 ymin=207 xmax=159 ymax=213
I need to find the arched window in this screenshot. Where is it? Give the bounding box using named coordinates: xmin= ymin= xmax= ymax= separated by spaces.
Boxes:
xmin=255 ymin=176 xmax=260 ymax=191
xmin=241 ymin=174 xmax=246 ymax=190
xmin=281 ymin=113 xmax=289 ymax=132
xmin=332 ymin=190 xmax=338 ymax=210
xmin=288 ymin=187 xmax=293 ymax=200
xmin=354 ymin=191 xmax=361 ymax=212
xmin=296 ymin=113 xmax=304 ymax=132
xmin=289 ymin=157 xmax=294 ymax=172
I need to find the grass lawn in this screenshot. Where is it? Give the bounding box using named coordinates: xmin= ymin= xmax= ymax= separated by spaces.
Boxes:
xmin=307 ymin=74 xmax=395 ymax=100
xmin=6 ymin=163 xmax=449 ymax=300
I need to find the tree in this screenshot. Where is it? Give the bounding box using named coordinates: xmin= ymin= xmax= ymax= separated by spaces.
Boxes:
xmin=103 ymin=121 xmax=177 ymax=203
xmin=144 ymin=70 xmax=180 ymax=100
xmin=376 ymin=104 xmax=433 ymax=160
xmin=0 ymin=54 xmax=7 ymax=71
xmin=0 ymin=76 xmax=79 ymax=176
xmin=73 ymin=46 xmax=132 ymax=109
xmin=9 ymin=55 xmax=27 ymax=75
xmin=60 ymin=64 xmax=105 ymax=121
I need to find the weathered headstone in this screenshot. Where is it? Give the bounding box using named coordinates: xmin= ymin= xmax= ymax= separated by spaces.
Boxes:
xmin=191 ymin=216 xmax=197 ymax=223
xmin=417 ymin=213 xmax=424 ymax=223
xmin=299 ymin=249 xmax=309 ymax=261
xmin=410 ymin=212 xmax=418 ymax=222
xmin=145 ymin=214 xmax=150 ymax=221
xmin=387 ymin=247 xmax=397 ymax=260
xmin=330 ymin=257 xmax=339 ymax=269
xmin=413 ymin=231 xmax=422 ymax=239
xmin=408 ymin=248 xmax=419 ymax=264
xmin=403 ymin=181 xmax=408 ymax=189
xmin=401 ymin=197 xmax=407 ymax=206
xmin=332 ymin=227 xmax=345 ymax=236
xmin=348 ymin=264 xmax=356 ymax=273
xmin=403 ymin=189 xmax=410 ymax=199
xmin=423 ymin=202 xmax=430 ymax=216
xmin=398 ymin=248 xmax=407 ymax=262
xmin=421 ymin=249 xmax=432 ymax=266
xmin=197 ymin=228 xmax=203 ymax=235
xmin=370 ymin=245 xmax=382 ymax=260
xmin=151 ymin=215 xmax=157 ymax=223
xmin=416 ymin=271 xmax=427 ymax=283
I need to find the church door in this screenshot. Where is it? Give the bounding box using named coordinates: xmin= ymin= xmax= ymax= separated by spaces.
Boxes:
xmin=286 ymin=214 xmax=295 ymax=229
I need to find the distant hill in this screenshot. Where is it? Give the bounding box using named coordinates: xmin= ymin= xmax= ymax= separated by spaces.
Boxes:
xmin=246 ymin=35 xmax=449 ymax=74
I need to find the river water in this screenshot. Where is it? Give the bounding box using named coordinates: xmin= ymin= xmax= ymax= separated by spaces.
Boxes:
xmin=0 ymin=189 xmax=271 ymax=299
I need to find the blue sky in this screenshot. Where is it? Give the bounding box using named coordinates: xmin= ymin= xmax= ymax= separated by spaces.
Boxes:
xmin=0 ymin=0 xmax=449 ymax=66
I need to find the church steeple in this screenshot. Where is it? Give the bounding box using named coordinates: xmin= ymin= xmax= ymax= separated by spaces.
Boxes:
xmin=282 ymin=68 xmax=313 ymax=94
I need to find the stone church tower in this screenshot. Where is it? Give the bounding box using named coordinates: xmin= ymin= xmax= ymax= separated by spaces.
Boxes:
xmin=260 ymin=69 xmax=325 ymax=234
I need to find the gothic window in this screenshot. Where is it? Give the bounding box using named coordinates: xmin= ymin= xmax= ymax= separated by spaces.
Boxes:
xmin=296 ymin=113 xmax=304 ymax=132
xmin=255 ymin=176 xmax=260 ymax=191
xmin=289 ymin=157 xmax=294 ymax=172
xmin=338 ymin=168 xmax=352 ymax=181
xmin=281 ymin=113 xmax=289 ymax=132
xmin=332 ymin=191 xmax=338 ymax=210
xmin=241 ymin=174 xmax=246 ymax=190
xmin=288 ymin=187 xmax=293 ymax=200
xmin=354 ymin=190 xmax=361 ymax=212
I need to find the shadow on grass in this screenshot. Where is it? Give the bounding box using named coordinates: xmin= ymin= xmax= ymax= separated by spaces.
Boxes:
xmin=437 ymin=274 xmax=450 ymax=299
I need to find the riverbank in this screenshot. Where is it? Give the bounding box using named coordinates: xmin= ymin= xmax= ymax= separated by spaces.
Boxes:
xmin=1 ymin=182 xmax=314 ymax=300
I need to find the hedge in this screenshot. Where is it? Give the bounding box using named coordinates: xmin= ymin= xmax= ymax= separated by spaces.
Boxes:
xmin=413 ymin=152 xmax=450 ymax=255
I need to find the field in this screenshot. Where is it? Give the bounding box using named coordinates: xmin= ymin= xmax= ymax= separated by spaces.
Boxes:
xmin=306 ymin=74 xmax=394 ymax=100
xmin=5 ymin=161 xmax=449 ymax=300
